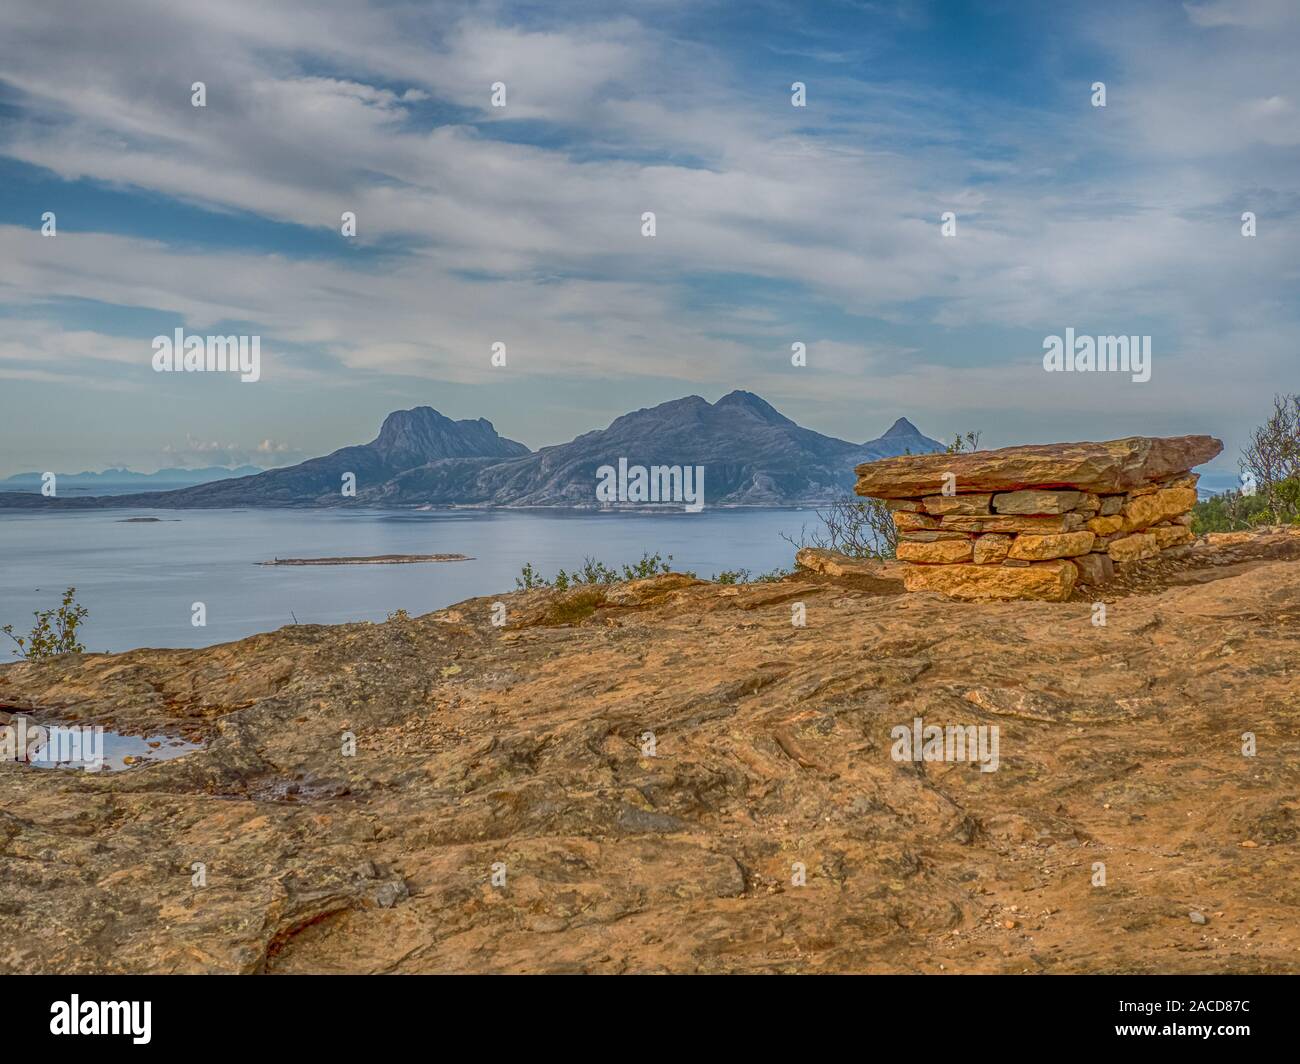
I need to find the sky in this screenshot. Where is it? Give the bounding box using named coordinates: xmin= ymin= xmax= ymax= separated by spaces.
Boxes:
xmin=0 ymin=0 xmax=1297 ymax=476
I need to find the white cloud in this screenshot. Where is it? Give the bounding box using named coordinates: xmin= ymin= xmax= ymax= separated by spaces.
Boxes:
xmin=0 ymin=0 xmax=1296 ymax=473
xmin=161 ymin=434 xmax=301 ymax=468
xmin=1184 ymin=0 xmax=1299 ymax=29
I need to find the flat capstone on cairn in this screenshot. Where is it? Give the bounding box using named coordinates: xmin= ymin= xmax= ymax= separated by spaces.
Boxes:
xmin=853 ymin=435 xmax=1224 ymax=601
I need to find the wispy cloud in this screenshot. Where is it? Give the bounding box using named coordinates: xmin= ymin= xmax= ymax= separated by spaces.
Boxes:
xmin=0 ymin=0 xmax=1296 ymax=473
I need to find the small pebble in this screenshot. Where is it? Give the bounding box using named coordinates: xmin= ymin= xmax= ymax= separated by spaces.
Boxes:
xmin=1189 ymin=911 xmax=1207 ymax=925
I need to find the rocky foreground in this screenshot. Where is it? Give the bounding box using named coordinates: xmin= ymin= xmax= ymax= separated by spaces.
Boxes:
xmin=2 ymin=529 xmax=1300 ymax=974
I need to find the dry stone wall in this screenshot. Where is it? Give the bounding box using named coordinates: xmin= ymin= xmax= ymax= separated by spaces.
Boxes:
xmin=853 ymin=435 xmax=1223 ymax=601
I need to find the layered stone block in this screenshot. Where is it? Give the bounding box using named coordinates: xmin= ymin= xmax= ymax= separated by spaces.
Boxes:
xmin=855 ymin=434 xmax=1221 ymax=601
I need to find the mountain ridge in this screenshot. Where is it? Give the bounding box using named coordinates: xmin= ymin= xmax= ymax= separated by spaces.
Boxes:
xmin=0 ymin=392 xmax=942 ymax=509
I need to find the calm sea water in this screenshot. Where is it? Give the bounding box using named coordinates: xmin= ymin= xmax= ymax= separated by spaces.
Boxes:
xmin=0 ymin=508 xmax=818 ymax=661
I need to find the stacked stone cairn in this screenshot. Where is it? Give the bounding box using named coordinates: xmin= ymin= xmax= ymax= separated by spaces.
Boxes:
xmin=853 ymin=435 xmax=1223 ymax=601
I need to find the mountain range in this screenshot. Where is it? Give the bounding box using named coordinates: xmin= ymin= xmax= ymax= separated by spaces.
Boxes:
xmin=0 ymin=465 xmax=264 ymax=496
xmin=0 ymin=392 xmax=943 ymax=509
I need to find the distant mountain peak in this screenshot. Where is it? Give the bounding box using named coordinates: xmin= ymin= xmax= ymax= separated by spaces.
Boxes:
xmin=370 ymin=406 xmax=529 ymax=466
xmin=713 ymin=390 xmax=793 ymax=425
xmin=882 ymin=416 xmax=922 ymax=438
xmin=715 ymin=389 xmax=765 ymax=407
xmin=374 ymin=405 xmax=450 ymax=443
xmin=858 ymin=417 xmax=944 ymax=458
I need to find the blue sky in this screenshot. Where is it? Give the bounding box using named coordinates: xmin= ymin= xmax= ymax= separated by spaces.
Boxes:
xmin=1 ymin=0 xmax=1297 ymax=475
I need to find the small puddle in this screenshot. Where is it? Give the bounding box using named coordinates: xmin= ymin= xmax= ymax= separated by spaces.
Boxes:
xmin=2 ymin=715 xmax=203 ymax=773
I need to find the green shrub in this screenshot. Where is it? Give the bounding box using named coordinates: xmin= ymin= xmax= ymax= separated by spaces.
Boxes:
xmin=620 ymin=552 xmax=672 ymax=580
xmin=515 ymin=561 xmax=548 ymax=590
xmin=712 ymin=566 xmax=788 ymax=583
xmin=516 ymin=553 xmax=783 ymax=592
xmin=3 ymin=587 xmax=88 ymax=660
xmin=1241 ymin=394 xmax=1300 ymax=524
xmin=517 ymin=551 xmax=675 ymax=590
xmin=1192 ymin=395 xmax=1300 ymax=532
xmin=1193 ymin=478 xmax=1300 ymax=533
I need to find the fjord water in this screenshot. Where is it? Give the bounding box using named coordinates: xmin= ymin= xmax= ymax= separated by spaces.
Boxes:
xmin=0 ymin=508 xmax=814 ymax=662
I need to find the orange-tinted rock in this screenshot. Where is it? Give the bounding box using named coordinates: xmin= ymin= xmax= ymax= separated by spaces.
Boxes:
xmin=892 ymin=510 xmax=940 ymax=532
xmin=855 ymin=435 xmax=1222 ymax=498
xmin=940 ymin=514 xmax=1072 ymax=534
xmin=900 ymin=530 xmax=970 ymax=542
xmin=793 ymin=548 xmax=908 ymax=592
xmin=922 ymin=493 xmax=993 ymax=515
xmin=601 ymin=573 xmax=704 ymax=607
xmin=1007 ymin=530 xmax=1096 ymax=560
xmin=973 ymin=533 xmax=1011 ymax=564
xmin=6 ymin=528 xmax=1300 ymax=977
xmin=1108 ymin=532 xmax=1160 ymax=563
xmin=1205 ymin=531 xmax=1253 ymax=546
xmin=1087 ymin=515 xmax=1124 ymax=535
xmin=897 ymin=539 xmax=974 ymax=564
xmin=1150 ymin=524 xmax=1195 ymax=549
xmin=901 ymin=559 xmax=1077 ymax=601
xmin=1122 ymin=486 xmax=1198 ymax=532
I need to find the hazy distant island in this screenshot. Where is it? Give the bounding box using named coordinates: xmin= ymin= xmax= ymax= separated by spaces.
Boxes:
xmin=1 ymin=465 xmax=263 ymax=497
xmin=0 ymin=391 xmax=945 ymax=511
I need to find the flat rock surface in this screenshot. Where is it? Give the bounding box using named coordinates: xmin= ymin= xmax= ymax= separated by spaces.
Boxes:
xmin=902 ymin=557 xmax=1078 ymax=600
xmin=855 ymin=435 xmax=1223 ymax=497
xmin=2 ymin=529 xmax=1299 ymax=974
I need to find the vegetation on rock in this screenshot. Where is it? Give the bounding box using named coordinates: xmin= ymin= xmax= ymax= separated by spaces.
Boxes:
xmin=516 ymin=552 xmax=676 ymax=590
xmin=2 ymin=587 xmax=88 ymax=660
xmin=783 ymin=431 xmax=983 ymax=560
xmin=1193 ymin=394 xmax=1300 ymax=533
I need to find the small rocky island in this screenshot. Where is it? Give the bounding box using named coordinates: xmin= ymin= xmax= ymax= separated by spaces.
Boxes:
xmin=258 ymin=554 xmax=471 ymax=566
